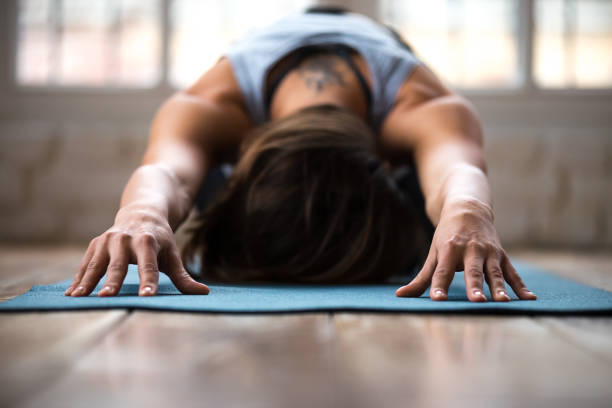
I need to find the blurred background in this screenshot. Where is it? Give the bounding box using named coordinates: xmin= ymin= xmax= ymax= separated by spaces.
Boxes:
xmin=0 ymin=0 xmax=610 ymax=250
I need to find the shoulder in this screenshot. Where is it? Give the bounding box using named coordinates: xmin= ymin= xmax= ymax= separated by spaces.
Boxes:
xmin=379 ymin=65 xmax=482 ymax=158
xmin=183 ymin=57 xmax=251 ymax=118
xmin=183 ymin=57 xmax=255 ymax=150
xmin=390 ymin=64 xmax=453 ymax=112
xmin=157 ymin=58 xmax=254 ymax=164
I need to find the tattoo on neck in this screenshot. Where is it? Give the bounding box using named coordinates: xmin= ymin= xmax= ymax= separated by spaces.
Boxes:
xmin=297 ymin=56 xmax=346 ymax=92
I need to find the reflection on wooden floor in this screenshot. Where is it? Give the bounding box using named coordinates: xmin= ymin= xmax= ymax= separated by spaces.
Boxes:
xmin=0 ymin=245 xmax=610 ymax=408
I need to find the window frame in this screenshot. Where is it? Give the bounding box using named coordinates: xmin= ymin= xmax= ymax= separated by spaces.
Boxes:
xmin=3 ymin=0 xmax=612 ymax=97
xmin=4 ymin=0 xmax=173 ymax=95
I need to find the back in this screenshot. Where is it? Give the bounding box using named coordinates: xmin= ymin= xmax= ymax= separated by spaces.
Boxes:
xmin=224 ymin=12 xmax=422 ymax=131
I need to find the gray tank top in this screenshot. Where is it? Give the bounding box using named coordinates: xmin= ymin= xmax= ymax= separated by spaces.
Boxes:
xmin=224 ymin=12 xmax=421 ymax=131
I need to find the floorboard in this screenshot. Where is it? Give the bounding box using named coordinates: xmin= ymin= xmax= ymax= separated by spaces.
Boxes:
xmin=536 ymin=317 xmax=612 ymax=364
xmin=332 ymin=314 xmax=612 ymax=408
xmin=0 ymin=245 xmax=610 ymax=408
xmin=0 ymin=311 xmax=127 ymax=408
xmin=18 ymin=312 xmax=345 ymax=408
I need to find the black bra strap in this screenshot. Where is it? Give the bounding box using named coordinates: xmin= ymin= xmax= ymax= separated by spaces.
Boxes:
xmin=264 ymin=47 xmax=314 ymax=115
xmin=264 ymin=44 xmax=373 ymax=123
xmin=332 ymin=45 xmax=372 ymax=113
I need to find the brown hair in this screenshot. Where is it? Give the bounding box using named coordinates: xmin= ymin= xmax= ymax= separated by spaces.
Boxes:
xmin=181 ymin=104 xmax=426 ymax=283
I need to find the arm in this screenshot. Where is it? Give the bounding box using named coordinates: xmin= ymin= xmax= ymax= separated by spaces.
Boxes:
xmin=66 ymin=59 xmax=251 ymax=297
xmin=382 ymin=77 xmax=536 ymax=302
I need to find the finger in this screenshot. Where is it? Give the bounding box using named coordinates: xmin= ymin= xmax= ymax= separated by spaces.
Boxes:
xmin=135 ymin=234 xmax=160 ymax=296
xmin=71 ymin=245 xmax=110 ymax=297
xmin=65 ymin=239 xmax=97 ymax=296
xmin=98 ymin=234 xmax=130 ymax=297
xmin=430 ymin=245 xmax=461 ymax=301
xmin=395 ymin=249 xmax=437 ymax=298
xmin=485 ymin=255 xmax=511 ymax=302
xmin=502 ymin=256 xmax=537 ymax=300
xmin=463 ymin=242 xmax=487 ymax=302
xmin=166 ymin=250 xmax=209 ymax=295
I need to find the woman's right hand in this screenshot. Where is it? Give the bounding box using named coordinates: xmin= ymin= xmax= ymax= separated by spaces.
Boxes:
xmin=65 ymin=206 xmax=210 ymax=297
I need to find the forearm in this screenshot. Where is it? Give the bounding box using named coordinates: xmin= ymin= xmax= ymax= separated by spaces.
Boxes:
xmin=427 ymin=163 xmax=493 ymax=226
xmin=116 ymin=92 xmax=235 ymax=231
xmin=117 ymin=163 xmax=194 ymax=231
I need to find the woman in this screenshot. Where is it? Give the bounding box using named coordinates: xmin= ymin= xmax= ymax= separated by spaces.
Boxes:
xmin=65 ymin=7 xmax=537 ymax=302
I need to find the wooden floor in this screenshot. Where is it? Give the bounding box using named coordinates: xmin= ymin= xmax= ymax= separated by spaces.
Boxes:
xmin=0 ymin=245 xmax=610 ymax=408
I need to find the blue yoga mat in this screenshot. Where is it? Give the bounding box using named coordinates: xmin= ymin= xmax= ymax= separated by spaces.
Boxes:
xmin=1 ymin=262 xmax=610 ymax=314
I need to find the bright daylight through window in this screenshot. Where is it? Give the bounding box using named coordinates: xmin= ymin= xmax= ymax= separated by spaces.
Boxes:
xmin=15 ymin=0 xmax=612 ymax=89
xmin=17 ymin=0 xmax=161 ymax=87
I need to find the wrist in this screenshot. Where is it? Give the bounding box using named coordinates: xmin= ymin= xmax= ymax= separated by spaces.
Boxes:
xmin=115 ymin=203 xmax=170 ymax=226
xmin=440 ymin=196 xmax=494 ymax=223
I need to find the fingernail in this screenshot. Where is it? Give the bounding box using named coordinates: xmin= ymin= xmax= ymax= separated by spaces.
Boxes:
xmin=524 ymin=289 xmax=537 ymax=298
xmin=140 ymin=286 xmax=153 ymax=295
xmin=72 ymin=286 xmax=85 ymax=296
xmin=474 ymin=290 xmax=482 ymax=296
xmin=99 ymin=286 xmax=112 ymax=294
xmin=434 ymin=290 xmax=444 ymax=296
xmin=498 ymin=290 xmax=510 ymax=300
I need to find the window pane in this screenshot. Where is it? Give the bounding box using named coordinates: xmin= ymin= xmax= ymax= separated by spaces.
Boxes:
xmin=17 ymin=0 xmax=53 ymax=84
xmin=17 ymin=0 xmax=161 ymax=87
xmin=170 ymin=0 xmax=315 ymax=88
xmin=535 ymin=0 xmax=612 ymax=88
xmin=379 ymin=0 xmax=520 ymax=88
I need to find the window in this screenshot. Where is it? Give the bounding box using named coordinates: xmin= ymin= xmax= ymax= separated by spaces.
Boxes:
xmin=17 ymin=0 xmax=161 ymax=87
xmin=13 ymin=0 xmax=612 ymax=91
xmin=15 ymin=0 xmax=314 ymax=89
xmin=534 ymin=0 xmax=612 ymax=88
xmin=380 ymin=0 xmax=520 ymax=89
xmin=169 ymin=0 xmax=315 ymax=88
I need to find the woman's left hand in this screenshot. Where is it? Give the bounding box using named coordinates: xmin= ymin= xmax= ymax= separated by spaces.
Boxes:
xmin=395 ymin=198 xmax=537 ymax=302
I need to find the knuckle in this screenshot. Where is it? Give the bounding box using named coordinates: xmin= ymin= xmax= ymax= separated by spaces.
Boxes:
xmin=86 ymin=260 xmax=101 ymax=271
xmin=487 ymin=244 xmax=503 ymax=258
xmin=508 ymin=272 xmax=524 ymax=287
xmin=487 ymin=266 xmax=504 ymax=281
xmin=446 ymin=235 xmax=465 ymax=249
xmin=446 ymin=235 xmax=459 ymax=246
xmin=177 ymin=269 xmax=192 ymax=281
xmin=98 ymin=232 xmax=113 ymax=245
xmin=467 ymin=240 xmax=487 ymax=253
xmin=433 ymin=267 xmax=452 ymax=278
xmin=106 ymin=262 xmax=125 ymax=274
xmin=139 ymin=262 xmax=158 ymax=274
xmin=115 ymin=232 xmax=131 ymax=244
xmin=107 ymin=231 xmax=130 ymax=242
xmin=88 ymin=236 xmax=101 ymax=249
xmin=501 ymin=251 xmax=511 ymax=263
xmin=135 ymin=232 xmax=157 ymax=248
xmin=78 ymin=254 xmax=90 ymax=268
xmin=465 ymin=267 xmax=483 ymax=280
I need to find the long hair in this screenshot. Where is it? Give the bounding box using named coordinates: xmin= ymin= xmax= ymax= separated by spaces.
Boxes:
xmin=181 ymin=105 xmax=426 ymax=283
